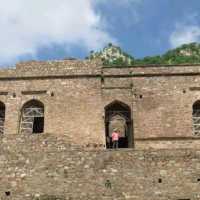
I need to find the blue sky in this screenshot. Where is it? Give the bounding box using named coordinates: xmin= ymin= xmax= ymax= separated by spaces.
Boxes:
xmin=1 ymin=0 xmax=200 ymax=67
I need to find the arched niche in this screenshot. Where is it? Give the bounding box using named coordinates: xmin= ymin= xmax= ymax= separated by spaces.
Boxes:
xmin=192 ymin=100 xmax=200 ymax=136
xmin=105 ymin=100 xmax=133 ymax=148
xmin=20 ymin=99 xmax=44 ymax=134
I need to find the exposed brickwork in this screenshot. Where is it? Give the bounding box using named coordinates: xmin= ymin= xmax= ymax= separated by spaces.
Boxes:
xmin=0 ymin=60 xmax=200 ymax=148
xmin=1 ymin=134 xmax=200 ymax=200
xmin=1 ymin=60 xmax=200 ymax=199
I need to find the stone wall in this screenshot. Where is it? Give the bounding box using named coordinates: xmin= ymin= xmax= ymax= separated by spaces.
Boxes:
xmin=0 ymin=77 xmax=104 ymax=146
xmin=102 ymin=65 xmax=200 ymax=148
xmin=1 ymin=134 xmax=200 ymax=200
xmin=1 ymin=60 xmax=200 ymax=199
xmin=0 ymin=60 xmax=200 ymax=148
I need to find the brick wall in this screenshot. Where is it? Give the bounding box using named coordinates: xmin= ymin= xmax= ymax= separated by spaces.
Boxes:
xmin=0 ymin=60 xmax=199 ymax=148
xmin=103 ymin=65 xmax=200 ymax=148
xmin=1 ymin=134 xmax=200 ymax=200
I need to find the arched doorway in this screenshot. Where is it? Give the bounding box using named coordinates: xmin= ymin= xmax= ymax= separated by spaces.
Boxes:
xmin=0 ymin=101 xmax=5 ymax=134
xmin=20 ymin=100 xmax=44 ymax=134
xmin=193 ymin=100 xmax=200 ymax=136
xmin=105 ymin=100 xmax=133 ymax=148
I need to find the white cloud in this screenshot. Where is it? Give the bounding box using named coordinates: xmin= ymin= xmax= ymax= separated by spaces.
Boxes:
xmin=96 ymin=0 xmax=142 ymax=6
xmin=0 ymin=0 xmax=114 ymax=64
xmin=170 ymin=24 xmax=200 ymax=48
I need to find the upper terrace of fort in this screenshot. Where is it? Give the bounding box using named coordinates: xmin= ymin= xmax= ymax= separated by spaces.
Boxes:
xmin=0 ymin=59 xmax=200 ymax=78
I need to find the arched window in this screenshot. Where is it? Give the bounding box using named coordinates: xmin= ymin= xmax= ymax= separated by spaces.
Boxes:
xmin=193 ymin=100 xmax=200 ymax=136
xmin=20 ymin=100 xmax=44 ymax=134
xmin=105 ymin=100 xmax=133 ymax=148
xmin=0 ymin=101 xmax=5 ymax=134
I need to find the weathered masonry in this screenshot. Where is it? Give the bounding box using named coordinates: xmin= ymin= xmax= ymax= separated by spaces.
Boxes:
xmin=2 ymin=60 xmax=200 ymax=200
xmin=1 ymin=136 xmax=200 ymax=200
xmin=1 ymin=60 xmax=200 ymax=149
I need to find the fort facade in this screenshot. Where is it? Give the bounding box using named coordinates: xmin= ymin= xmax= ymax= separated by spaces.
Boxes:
xmin=1 ymin=60 xmax=200 ymax=199
xmin=0 ymin=60 xmax=200 ymax=149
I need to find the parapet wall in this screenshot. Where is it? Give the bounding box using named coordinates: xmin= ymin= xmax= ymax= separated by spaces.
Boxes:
xmin=102 ymin=64 xmax=200 ymax=76
xmin=1 ymin=134 xmax=200 ymax=200
xmin=1 ymin=61 xmax=200 ymax=79
xmin=0 ymin=60 xmax=102 ymax=78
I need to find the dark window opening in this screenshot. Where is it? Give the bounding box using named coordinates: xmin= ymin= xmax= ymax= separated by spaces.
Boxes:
xmin=0 ymin=102 xmax=5 ymax=134
xmin=158 ymin=178 xmax=162 ymax=183
xmin=33 ymin=117 xmax=44 ymax=134
xmin=5 ymin=191 xmax=11 ymax=196
xmin=101 ymin=77 xmax=105 ymax=84
xmin=193 ymin=100 xmax=200 ymax=136
xmin=105 ymin=100 xmax=133 ymax=149
xmin=105 ymin=180 xmax=112 ymax=189
xmin=20 ymin=100 xmax=44 ymax=134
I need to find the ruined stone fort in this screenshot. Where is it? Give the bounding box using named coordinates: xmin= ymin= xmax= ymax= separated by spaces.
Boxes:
xmin=1 ymin=59 xmax=200 ymax=200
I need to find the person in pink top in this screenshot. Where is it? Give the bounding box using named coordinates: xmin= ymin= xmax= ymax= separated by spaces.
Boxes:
xmin=112 ymin=129 xmax=119 ymax=149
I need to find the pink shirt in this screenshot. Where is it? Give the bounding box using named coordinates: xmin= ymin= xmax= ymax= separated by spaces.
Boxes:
xmin=112 ymin=132 xmax=119 ymax=141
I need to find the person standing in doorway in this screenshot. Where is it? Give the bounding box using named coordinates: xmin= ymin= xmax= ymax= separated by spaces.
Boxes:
xmin=112 ymin=129 xmax=119 ymax=149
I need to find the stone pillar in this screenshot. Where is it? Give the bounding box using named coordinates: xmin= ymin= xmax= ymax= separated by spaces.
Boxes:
xmin=4 ymin=94 xmax=21 ymax=135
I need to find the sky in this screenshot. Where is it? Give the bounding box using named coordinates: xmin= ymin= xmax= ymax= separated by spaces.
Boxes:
xmin=1 ymin=0 xmax=200 ymax=67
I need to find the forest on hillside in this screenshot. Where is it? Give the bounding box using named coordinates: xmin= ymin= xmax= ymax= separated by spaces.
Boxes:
xmin=88 ymin=43 xmax=200 ymax=66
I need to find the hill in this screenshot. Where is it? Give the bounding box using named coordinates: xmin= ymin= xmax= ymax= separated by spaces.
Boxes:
xmin=88 ymin=43 xmax=134 ymax=66
xmin=88 ymin=42 xmax=200 ymax=66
